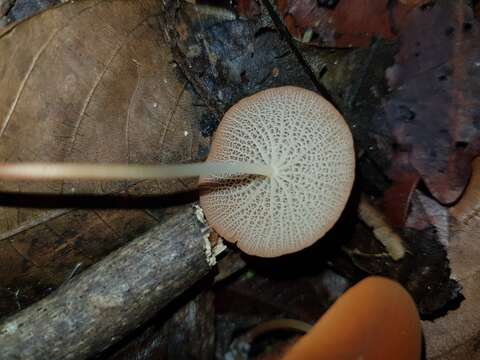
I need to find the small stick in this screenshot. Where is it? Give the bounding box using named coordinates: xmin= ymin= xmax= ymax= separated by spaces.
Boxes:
xmin=0 ymin=205 xmax=212 ymax=360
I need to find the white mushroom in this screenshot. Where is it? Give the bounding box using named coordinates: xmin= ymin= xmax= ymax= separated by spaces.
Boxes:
xmin=200 ymin=86 xmax=355 ymax=257
xmin=0 ymin=86 xmax=355 ymax=257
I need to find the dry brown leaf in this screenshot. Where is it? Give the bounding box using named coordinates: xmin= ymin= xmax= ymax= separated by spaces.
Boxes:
xmin=423 ymin=157 xmax=480 ymax=359
xmin=0 ymin=0 xmax=205 ymax=317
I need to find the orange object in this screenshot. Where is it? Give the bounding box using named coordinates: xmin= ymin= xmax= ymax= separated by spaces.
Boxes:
xmin=283 ymin=276 xmax=422 ymax=360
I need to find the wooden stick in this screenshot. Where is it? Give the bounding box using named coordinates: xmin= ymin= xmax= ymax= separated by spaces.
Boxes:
xmin=0 ymin=205 xmax=213 ymax=360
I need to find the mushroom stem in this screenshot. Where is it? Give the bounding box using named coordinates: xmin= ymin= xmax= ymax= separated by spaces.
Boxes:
xmin=0 ymin=162 xmax=274 ymax=181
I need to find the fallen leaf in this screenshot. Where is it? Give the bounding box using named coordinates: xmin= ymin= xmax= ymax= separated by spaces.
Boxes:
xmin=162 ymin=1 xmax=318 ymax=117
xmin=4 ymin=0 xmax=59 ymax=22
xmin=0 ymin=0 xmax=13 ymax=17
xmin=383 ymin=0 xmax=480 ymax=205
xmin=276 ymin=0 xmax=426 ymax=47
xmin=422 ymin=157 xmax=480 ymax=358
xmin=235 ymin=0 xmax=261 ymax=18
xmin=0 ymin=0 xmax=206 ymax=317
xmin=382 ymin=163 xmax=419 ymax=227
xmin=398 ymin=0 xmax=425 ymax=5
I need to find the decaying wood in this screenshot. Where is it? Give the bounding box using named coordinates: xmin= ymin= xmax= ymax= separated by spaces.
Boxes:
xmin=0 ymin=205 xmax=213 ymax=360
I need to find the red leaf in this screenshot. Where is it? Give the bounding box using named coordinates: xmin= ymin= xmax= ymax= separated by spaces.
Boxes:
xmin=384 ymin=170 xmax=420 ymax=228
xmin=383 ymin=0 xmax=480 ymax=204
xmin=236 ymin=0 xmax=261 ymax=18
xmin=276 ymin=0 xmax=426 ymax=47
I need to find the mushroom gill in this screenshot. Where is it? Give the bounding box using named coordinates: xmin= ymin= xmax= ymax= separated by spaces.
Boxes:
xmin=199 ymin=86 xmax=355 ymax=257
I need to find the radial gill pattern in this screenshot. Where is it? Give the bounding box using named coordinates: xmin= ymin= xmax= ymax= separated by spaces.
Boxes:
xmin=199 ymin=86 xmax=355 ymax=257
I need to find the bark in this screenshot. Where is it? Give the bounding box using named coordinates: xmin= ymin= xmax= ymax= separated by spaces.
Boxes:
xmin=0 ymin=204 xmax=213 ymax=360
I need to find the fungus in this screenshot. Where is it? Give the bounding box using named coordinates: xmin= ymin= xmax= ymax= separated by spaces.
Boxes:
xmin=282 ymin=276 xmax=422 ymax=360
xmin=0 ymin=86 xmax=355 ymax=257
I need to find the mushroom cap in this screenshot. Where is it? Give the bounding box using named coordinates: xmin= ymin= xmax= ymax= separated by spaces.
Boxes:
xmin=199 ymin=86 xmax=355 ymax=257
xmin=282 ymin=276 xmax=422 ymax=360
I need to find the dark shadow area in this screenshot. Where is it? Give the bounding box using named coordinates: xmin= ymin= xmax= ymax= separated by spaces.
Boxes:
xmin=420 ymin=292 xmax=465 ymax=321
xmin=99 ymin=271 xmax=217 ymax=359
xmin=421 ymin=331 xmax=427 ymax=360
xmin=0 ymin=190 xmax=199 ymax=209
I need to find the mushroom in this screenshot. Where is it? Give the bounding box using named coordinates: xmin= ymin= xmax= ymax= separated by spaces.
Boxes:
xmin=282 ymin=276 xmax=422 ymax=360
xmin=0 ymin=86 xmax=355 ymax=257
xmin=199 ymin=86 xmax=355 ymax=256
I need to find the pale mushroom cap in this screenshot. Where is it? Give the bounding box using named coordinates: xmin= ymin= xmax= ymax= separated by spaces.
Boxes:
xmin=199 ymin=86 xmax=355 ymax=257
